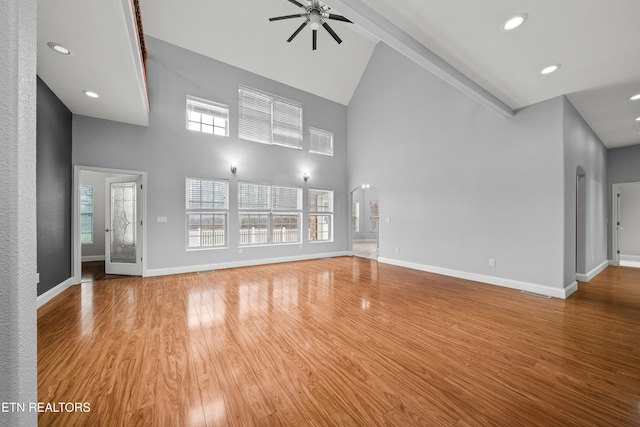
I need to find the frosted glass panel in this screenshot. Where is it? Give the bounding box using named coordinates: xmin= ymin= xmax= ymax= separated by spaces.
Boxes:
xmin=110 ymin=182 xmax=137 ymax=263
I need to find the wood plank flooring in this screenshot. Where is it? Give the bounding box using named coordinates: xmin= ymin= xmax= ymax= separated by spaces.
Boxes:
xmin=38 ymin=258 xmax=640 ymax=426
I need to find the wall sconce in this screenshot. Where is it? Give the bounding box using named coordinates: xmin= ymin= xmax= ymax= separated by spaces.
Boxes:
xmin=230 ymin=163 xmax=238 ymax=174
xmin=303 ymin=172 xmax=310 ymax=182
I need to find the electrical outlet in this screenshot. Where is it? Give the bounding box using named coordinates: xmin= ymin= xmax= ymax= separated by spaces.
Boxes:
xmin=395 ymin=247 xmax=400 ymax=253
xmin=238 ymin=248 xmax=243 ymax=254
xmin=489 ymin=258 xmax=496 ymax=267
xmin=157 ymin=216 xmax=167 ymax=223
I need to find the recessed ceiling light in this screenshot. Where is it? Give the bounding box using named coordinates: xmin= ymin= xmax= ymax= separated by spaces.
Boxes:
xmin=83 ymin=90 xmax=100 ymax=99
xmin=502 ymin=13 xmax=528 ymax=31
xmin=631 ymin=93 xmax=640 ymax=101
xmin=541 ymin=64 xmax=561 ymax=75
xmin=47 ymin=42 xmax=71 ymax=55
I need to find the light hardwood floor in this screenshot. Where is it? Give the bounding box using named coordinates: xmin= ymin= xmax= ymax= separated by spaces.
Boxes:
xmin=38 ymin=258 xmax=640 ymax=426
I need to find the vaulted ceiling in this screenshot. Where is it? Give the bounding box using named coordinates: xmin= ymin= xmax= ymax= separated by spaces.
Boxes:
xmin=37 ymin=0 xmax=640 ymax=148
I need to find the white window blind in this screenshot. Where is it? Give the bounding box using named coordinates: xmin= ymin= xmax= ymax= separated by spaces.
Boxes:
xmin=80 ymin=185 xmax=94 ymax=244
xmin=238 ymin=88 xmax=272 ymax=144
xmin=272 ymin=185 xmax=302 ymax=211
xmin=185 ymin=177 xmax=228 ymax=248
xmin=273 ymin=99 xmax=303 ymax=149
xmin=238 ymin=182 xmax=271 ymax=210
xmin=309 ymin=127 xmax=334 ymax=156
xmin=186 ymin=96 xmax=229 ymax=136
xmin=238 ymin=86 xmax=302 ymax=149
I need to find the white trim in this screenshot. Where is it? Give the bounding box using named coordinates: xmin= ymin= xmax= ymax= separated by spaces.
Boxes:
xmin=378 ymin=257 xmax=577 ymax=299
xmin=37 ymin=277 xmax=75 ymax=308
xmin=353 ymin=239 xmax=378 ymax=243
xmin=620 ymin=254 xmax=640 ymax=262
xmin=82 ymin=255 xmax=106 ymax=262
xmin=576 ymin=260 xmax=609 ymax=282
xmin=145 ymin=251 xmax=350 ymax=277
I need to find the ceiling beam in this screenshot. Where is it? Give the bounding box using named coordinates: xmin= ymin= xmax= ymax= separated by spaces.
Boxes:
xmin=322 ymin=0 xmax=514 ymax=117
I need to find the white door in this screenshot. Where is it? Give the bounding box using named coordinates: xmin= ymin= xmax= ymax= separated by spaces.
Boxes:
xmin=105 ymin=176 xmax=142 ymax=275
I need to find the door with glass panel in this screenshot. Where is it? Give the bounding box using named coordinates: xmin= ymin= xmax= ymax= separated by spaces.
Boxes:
xmin=105 ymin=176 xmax=142 ymax=275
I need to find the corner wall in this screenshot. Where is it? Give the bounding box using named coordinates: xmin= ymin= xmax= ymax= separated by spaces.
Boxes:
xmin=562 ymin=97 xmax=608 ymax=282
xmin=348 ymin=42 xmax=568 ymax=295
xmin=37 ymin=77 xmax=73 ymax=295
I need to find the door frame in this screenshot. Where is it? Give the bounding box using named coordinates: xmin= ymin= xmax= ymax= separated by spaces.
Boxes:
xmin=73 ymin=165 xmax=147 ymax=283
xmin=350 ymin=184 xmax=380 ymax=260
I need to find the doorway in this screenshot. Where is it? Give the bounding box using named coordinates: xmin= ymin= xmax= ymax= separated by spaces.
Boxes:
xmin=73 ymin=166 xmax=147 ymax=283
xmin=351 ymin=185 xmax=379 ymax=260
xmin=612 ymin=182 xmax=640 ymax=268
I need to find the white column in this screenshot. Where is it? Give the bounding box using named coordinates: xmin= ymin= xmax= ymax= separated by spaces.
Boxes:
xmin=0 ymin=0 xmax=38 ymax=425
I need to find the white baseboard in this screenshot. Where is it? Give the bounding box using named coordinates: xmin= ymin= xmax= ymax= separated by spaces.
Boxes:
xmin=37 ymin=277 xmax=76 ymax=308
xmin=145 ymin=251 xmax=351 ymax=277
xmin=575 ymin=260 xmax=609 ymax=282
xmin=82 ymin=255 xmax=105 ymax=262
xmin=378 ymin=257 xmax=577 ymax=299
xmin=620 ymin=254 xmax=640 ymax=262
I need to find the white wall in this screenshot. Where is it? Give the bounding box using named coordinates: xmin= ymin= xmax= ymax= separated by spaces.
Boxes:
xmin=348 ymin=42 xmax=569 ymax=295
xmin=73 ymin=37 xmax=349 ymax=274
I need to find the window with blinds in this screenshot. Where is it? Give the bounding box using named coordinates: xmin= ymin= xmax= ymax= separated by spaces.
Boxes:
xmin=185 ymin=177 xmax=228 ymax=248
xmin=309 ymin=189 xmax=333 ymax=242
xmin=186 ymin=96 xmax=229 ymax=136
xmin=239 ymin=182 xmax=302 ymax=245
xmin=309 ymin=127 xmax=334 ymax=156
xmin=80 ymin=185 xmax=94 ymax=244
xmin=238 ymin=86 xmax=303 ymax=149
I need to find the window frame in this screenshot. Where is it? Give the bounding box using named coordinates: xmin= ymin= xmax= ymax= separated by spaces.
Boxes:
xmin=238 ymin=182 xmax=302 ymax=246
xmin=308 ymin=188 xmax=334 ymax=242
xmin=186 ymin=95 xmax=229 ymax=137
xmin=185 ymin=177 xmax=229 ymax=250
xmin=80 ymin=185 xmax=94 ymax=244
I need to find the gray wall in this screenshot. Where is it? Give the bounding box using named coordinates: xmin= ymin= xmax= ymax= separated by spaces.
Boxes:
xmin=73 ymin=37 xmax=348 ymax=273
xmin=37 ymin=77 xmax=73 ymax=295
xmin=0 ymin=0 xmax=38 ymax=424
xmin=607 ymin=144 xmax=640 ymax=259
xmin=348 ymin=42 xmax=568 ymax=291
xmin=562 ymin=97 xmax=608 ymax=281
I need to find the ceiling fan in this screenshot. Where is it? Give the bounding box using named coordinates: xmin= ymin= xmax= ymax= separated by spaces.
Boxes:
xmin=269 ymin=0 xmax=353 ymax=50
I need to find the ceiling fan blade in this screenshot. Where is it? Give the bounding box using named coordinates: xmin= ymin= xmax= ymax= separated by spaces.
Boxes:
xmin=287 ymin=21 xmax=308 ymax=42
xmin=322 ymin=21 xmax=342 ymax=44
xmin=286 ymin=0 xmax=305 ymax=8
xmin=327 ymin=14 xmax=352 ymax=23
xmin=269 ymin=13 xmax=306 ymax=22
xmin=312 ymin=28 xmax=317 ymax=50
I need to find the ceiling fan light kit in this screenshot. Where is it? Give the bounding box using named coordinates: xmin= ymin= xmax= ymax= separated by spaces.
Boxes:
xmin=269 ymin=0 xmax=353 ymax=50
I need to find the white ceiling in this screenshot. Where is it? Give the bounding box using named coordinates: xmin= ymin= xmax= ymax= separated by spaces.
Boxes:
xmin=37 ymin=0 xmax=640 ymax=148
